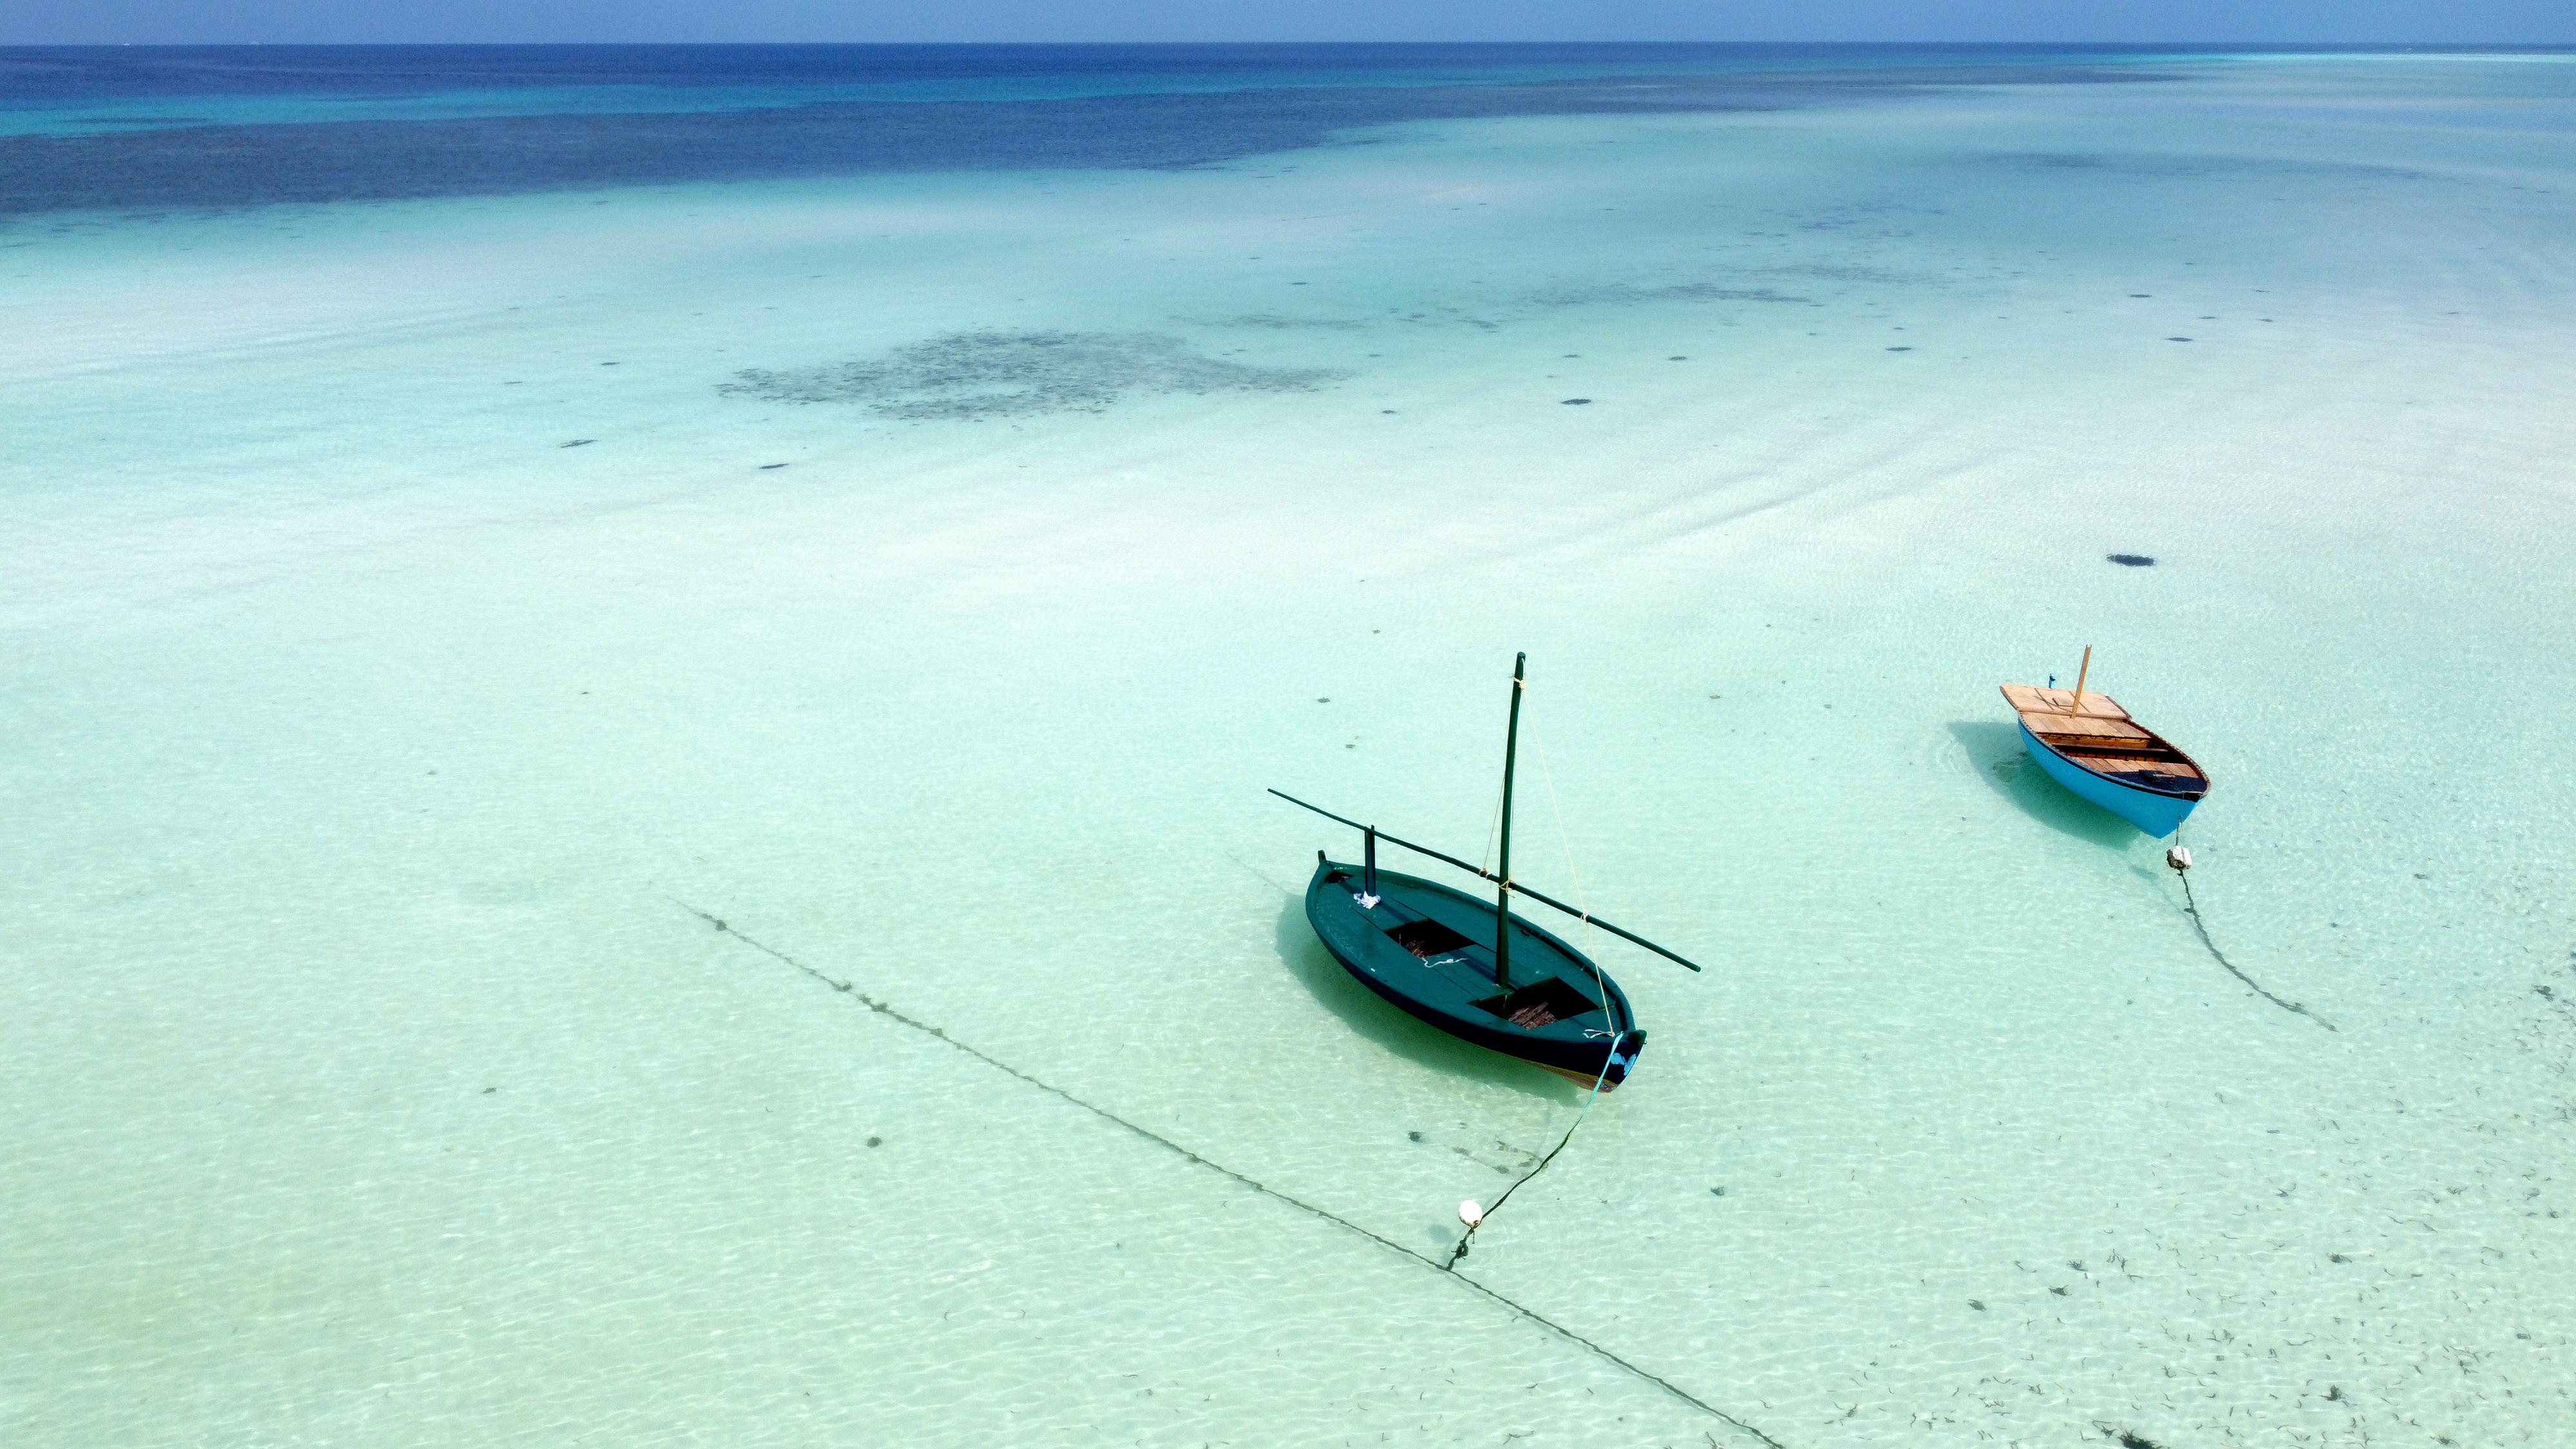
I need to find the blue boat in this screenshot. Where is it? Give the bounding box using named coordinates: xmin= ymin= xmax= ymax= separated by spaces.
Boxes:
xmin=2001 ymin=677 xmax=2208 ymax=837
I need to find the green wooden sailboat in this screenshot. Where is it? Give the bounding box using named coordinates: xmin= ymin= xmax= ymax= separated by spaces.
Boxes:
xmin=1274 ymin=654 xmax=1700 ymax=1090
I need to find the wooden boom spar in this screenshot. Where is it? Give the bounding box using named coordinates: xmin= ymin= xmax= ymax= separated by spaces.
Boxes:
xmin=1266 ymin=788 xmax=1704 ymax=974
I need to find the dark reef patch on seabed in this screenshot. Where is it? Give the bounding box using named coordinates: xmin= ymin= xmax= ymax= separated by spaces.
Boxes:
xmin=719 ymin=330 xmax=1349 ymax=419
xmin=1188 ymin=313 xmax=1375 ymax=331
xmin=1193 ymin=305 xmax=1504 ymax=333
xmin=1988 ymin=151 xmax=2437 ymax=184
xmin=1 ymin=62 xmax=2172 ymax=219
xmin=1531 ymin=281 xmax=1811 ymax=307
xmin=1760 ymin=262 xmax=1937 ymax=285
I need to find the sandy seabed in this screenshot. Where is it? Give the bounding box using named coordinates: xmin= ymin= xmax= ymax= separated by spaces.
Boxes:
xmin=5 ymin=54 xmax=2575 ymax=1449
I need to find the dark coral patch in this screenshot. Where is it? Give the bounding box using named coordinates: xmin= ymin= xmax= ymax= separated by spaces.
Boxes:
xmin=723 ymin=330 xmax=1347 ymax=420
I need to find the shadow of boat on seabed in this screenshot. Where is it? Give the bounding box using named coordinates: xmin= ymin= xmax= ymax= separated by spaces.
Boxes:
xmin=1947 ymin=719 xmax=2143 ymax=848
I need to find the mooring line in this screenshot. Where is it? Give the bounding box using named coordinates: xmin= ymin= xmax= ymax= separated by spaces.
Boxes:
xmin=671 ymin=898 xmax=1783 ymax=1449
xmin=1444 ymin=1059 xmax=1609 ymax=1269
xmin=2172 ymin=871 xmax=2336 ymax=1032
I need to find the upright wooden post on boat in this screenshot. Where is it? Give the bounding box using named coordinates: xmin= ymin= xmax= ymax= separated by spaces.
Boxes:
xmin=1494 ymin=652 xmax=1526 ymax=989
xmin=2067 ymin=645 xmax=2093 ymax=715
xmin=1362 ymin=825 xmax=1378 ymax=902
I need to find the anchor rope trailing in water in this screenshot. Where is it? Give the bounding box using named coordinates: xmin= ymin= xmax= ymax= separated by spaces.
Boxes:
xmin=2164 ymin=839 xmax=2337 ymax=1032
xmin=670 ymin=899 xmax=1782 ymax=1449
xmin=1444 ymin=1041 xmax=1616 ymax=1268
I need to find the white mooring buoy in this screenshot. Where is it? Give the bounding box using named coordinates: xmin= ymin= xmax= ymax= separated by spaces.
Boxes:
xmin=2166 ymin=845 xmax=2193 ymax=873
xmin=1458 ymin=1200 xmax=1485 ymax=1227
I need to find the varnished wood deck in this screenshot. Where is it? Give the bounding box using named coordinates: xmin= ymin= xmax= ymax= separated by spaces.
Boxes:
xmin=2000 ymin=683 xmax=2207 ymax=793
xmin=2001 ymin=683 xmax=2139 ymax=724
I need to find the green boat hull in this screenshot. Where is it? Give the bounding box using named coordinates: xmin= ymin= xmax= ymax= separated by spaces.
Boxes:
xmin=1303 ymin=855 xmax=1645 ymax=1089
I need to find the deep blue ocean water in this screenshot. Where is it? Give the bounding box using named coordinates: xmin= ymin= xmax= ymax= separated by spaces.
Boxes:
xmin=0 ymin=43 xmax=2234 ymax=214
xmin=3 ymin=41 xmax=2227 ymax=105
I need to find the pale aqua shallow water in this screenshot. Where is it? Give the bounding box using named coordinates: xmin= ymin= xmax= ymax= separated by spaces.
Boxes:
xmin=5 ymin=54 xmax=2575 ymax=1449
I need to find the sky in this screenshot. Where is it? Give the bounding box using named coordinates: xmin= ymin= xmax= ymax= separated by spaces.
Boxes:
xmin=5 ymin=1 xmax=2571 ymax=47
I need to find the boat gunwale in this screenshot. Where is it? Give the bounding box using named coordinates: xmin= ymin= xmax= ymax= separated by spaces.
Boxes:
xmin=1305 ymin=857 xmax=1637 ymax=1045
xmin=2002 ymin=684 xmax=2209 ymax=800
xmin=2018 ymin=720 xmax=2209 ymax=800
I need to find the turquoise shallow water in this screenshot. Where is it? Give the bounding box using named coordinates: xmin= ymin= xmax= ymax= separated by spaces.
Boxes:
xmin=5 ymin=51 xmax=2576 ymax=1449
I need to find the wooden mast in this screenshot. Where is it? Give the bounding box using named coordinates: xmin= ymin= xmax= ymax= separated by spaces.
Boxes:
xmin=1494 ymin=652 xmax=1526 ymax=989
xmin=2067 ymin=645 xmax=2093 ymax=715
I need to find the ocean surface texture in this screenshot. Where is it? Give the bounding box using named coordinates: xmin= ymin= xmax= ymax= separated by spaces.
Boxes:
xmin=5 ymin=43 xmax=2573 ymax=1449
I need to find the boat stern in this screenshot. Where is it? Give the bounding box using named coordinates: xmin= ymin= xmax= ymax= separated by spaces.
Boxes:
xmin=1602 ymin=1028 xmax=1647 ymax=1089
xmin=2018 ymin=719 xmax=2202 ymax=837
xmin=1531 ymin=1027 xmax=1647 ymax=1092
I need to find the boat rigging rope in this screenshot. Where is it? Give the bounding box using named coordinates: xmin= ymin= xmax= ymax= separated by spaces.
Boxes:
xmin=2166 ymin=831 xmax=2337 ymax=1032
xmin=1526 ymin=714 xmax=1610 ymax=1004
xmin=1480 ymin=758 xmax=1506 ymax=876
xmin=1526 ymin=719 xmax=1593 ymax=944
xmin=1457 ymin=703 xmax=1625 ymax=1273
xmin=670 ymin=898 xmax=1782 ymax=1449
xmin=1481 ymin=670 xmax=1521 ymax=878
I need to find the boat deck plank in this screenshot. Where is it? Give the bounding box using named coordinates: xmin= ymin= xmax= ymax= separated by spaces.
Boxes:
xmin=2001 ymin=683 xmax=2134 ymax=720
xmin=2031 ymin=718 xmax=2155 ymax=744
